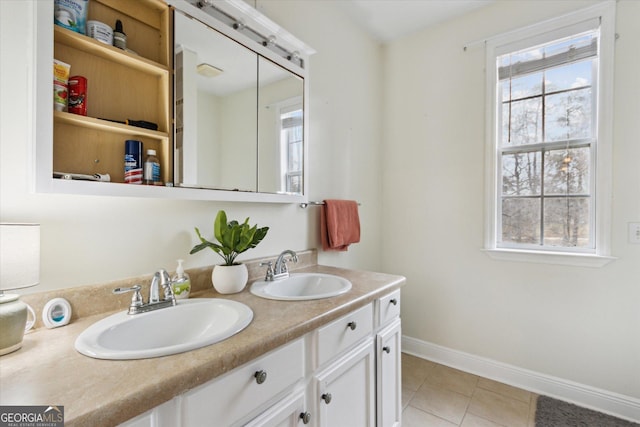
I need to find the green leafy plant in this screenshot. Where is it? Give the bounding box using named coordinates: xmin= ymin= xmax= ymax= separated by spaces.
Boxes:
xmin=190 ymin=210 xmax=269 ymax=266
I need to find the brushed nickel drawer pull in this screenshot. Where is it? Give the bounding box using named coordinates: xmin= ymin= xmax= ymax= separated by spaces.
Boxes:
xmin=254 ymin=370 xmax=267 ymax=384
xmin=347 ymin=321 xmax=357 ymax=331
xmin=321 ymin=393 xmax=332 ymax=404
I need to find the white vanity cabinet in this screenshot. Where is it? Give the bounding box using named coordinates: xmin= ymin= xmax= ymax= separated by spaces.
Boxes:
xmin=118 ymin=291 xmax=402 ymax=427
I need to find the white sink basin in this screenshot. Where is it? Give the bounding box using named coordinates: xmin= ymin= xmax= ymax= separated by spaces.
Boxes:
xmin=250 ymin=273 xmax=352 ymax=301
xmin=75 ymin=298 xmax=253 ymax=360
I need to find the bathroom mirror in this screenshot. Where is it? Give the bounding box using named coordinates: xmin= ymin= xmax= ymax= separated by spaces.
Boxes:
xmin=174 ymin=10 xmax=305 ymax=195
xmin=258 ymin=57 xmax=304 ymax=194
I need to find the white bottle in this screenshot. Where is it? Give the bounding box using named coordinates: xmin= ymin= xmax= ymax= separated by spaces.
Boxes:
xmin=143 ymin=149 xmax=160 ymax=185
xmin=172 ymin=259 xmax=191 ymax=299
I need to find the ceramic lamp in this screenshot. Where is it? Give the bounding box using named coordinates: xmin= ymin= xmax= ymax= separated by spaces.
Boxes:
xmin=0 ymin=223 xmax=39 ymax=355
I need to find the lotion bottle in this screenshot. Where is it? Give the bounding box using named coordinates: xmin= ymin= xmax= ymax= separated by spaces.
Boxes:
xmin=172 ymin=259 xmax=191 ymax=299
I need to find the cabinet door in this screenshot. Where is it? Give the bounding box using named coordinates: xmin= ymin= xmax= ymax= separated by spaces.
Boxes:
xmin=314 ymin=340 xmax=375 ymax=427
xmin=244 ymin=391 xmax=310 ymax=427
xmin=376 ymin=319 xmax=402 ymax=427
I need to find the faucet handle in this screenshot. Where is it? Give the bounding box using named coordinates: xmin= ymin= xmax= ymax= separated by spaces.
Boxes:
xmin=155 ymin=269 xmax=176 ymax=304
xmin=280 ymin=255 xmax=298 ymax=272
xmin=260 ymin=261 xmax=274 ymax=281
xmin=113 ymin=285 xmax=144 ymax=307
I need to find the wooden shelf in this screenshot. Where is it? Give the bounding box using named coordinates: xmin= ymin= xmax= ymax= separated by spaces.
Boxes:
xmin=54 ymin=111 xmax=168 ymax=141
xmin=54 ymin=25 xmax=168 ymax=77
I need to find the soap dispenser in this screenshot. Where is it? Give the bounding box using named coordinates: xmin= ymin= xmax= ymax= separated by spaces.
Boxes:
xmin=172 ymin=259 xmax=191 ymax=299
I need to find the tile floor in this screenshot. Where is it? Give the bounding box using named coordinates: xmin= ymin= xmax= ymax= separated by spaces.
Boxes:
xmin=402 ymin=353 xmax=537 ymax=427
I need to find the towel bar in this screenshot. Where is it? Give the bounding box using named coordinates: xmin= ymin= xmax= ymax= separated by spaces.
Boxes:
xmin=299 ymin=201 xmax=361 ymax=208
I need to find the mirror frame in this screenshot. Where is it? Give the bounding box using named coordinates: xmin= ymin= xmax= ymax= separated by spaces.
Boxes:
xmin=33 ymin=0 xmax=313 ymax=204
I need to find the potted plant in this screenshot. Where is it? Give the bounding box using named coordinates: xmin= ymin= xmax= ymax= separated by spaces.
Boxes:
xmin=190 ymin=210 xmax=269 ymax=294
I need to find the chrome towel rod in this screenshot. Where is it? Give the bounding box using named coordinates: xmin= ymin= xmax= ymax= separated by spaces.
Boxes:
xmin=299 ymin=201 xmax=361 ymax=208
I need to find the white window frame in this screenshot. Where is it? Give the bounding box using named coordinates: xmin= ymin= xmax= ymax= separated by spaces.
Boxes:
xmin=483 ymin=2 xmax=617 ymax=267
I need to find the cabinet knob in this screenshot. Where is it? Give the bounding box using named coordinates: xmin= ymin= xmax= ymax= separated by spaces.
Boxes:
xmin=390 ymin=298 xmax=398 ymax=306
xmin=254 ymin=370 xmax=267 ymax=384
xmin=347 ymin=321 xmax=357 ymax=331
xmin=321 ymin=393 xmax=332 ymax=404
xmin=383 ymin=346 xmax=391 ymax=354
xmin=299 ymin=412 xmax=311 ymax=424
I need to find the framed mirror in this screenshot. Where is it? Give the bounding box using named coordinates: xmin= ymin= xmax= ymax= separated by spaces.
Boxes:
xmin=174 ymin=9 xmax=305 ymax=196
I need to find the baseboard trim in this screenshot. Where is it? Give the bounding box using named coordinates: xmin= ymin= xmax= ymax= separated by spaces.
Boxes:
xmin=402 ymin=335 xmax=640 ymax=423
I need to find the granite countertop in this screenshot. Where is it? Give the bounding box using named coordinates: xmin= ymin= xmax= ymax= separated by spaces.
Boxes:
xmin=0 ymin=264 xmax=404 ymax=426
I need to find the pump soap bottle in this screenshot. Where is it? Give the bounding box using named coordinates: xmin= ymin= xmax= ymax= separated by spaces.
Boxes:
xmin=172 ymin=259 xmax=191 ymax=299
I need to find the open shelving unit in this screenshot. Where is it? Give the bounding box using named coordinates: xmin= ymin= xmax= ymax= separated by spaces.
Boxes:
xmin=52 ymin=0 xmax=172 ymax=184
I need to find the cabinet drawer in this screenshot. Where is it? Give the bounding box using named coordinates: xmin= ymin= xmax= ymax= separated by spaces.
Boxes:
xmin=181 ymin=338 xmax=304 ymax=427
xmin=315 ymin=303 xmax=373 ymax=367
xmin=377 ymin=290 xmax=400 ymax=328
xmin=244 ymin=390 xmax=307 ymax=427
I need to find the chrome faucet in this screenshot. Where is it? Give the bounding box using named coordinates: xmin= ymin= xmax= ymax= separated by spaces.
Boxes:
xmin=273 ymin=250 xmax=298 ymax=280
xmin=113 ymin=268 xmax=177 ymax=315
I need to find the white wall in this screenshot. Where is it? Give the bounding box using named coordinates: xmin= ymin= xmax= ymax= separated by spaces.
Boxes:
xmin=382 ymin=0 xmax=640 ymax=401
xmin=253 ymin=1 xmax=385 ymax=270
xmin=0 ymin=0 xmax=383 ymax=292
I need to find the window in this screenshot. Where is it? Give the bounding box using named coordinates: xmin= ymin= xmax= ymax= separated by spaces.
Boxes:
xmin=484 ymin=3 xmax=616 ymax=266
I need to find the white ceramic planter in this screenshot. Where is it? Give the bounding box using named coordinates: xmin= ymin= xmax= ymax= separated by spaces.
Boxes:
xmin=212 ymin=264 xmax=248 ymax=294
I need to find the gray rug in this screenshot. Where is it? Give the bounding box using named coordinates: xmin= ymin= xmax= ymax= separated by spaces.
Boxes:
xmin=535 ymin=396 xmax=639 ymax=427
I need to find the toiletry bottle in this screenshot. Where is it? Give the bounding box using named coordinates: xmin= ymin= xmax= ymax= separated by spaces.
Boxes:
xmin=113 ymin=19 xmax=126 ymax=50
xmin=143 ymin=149 xmax=161 ymax=185
xmin=172 ymin=259 xmax=191 ymax=299
xmin=124 ymin=140 xmax=143 ymax=184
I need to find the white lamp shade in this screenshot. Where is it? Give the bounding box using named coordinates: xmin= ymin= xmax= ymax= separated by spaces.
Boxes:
xmin=0 ymin=223 xmax=40 ymax=290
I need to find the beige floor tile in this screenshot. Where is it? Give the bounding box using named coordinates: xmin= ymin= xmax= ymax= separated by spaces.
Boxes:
xmin=477 ymin=377 xmax=532 ymax=403
xmin=426 ymin=364 xmax=479 ymax=397
xmin=467 ymin=388 xmax=530 ymax=427
xmin=527 ymin=394 xmax=538 ymax=427
xmin=460 ymin=413 xmax=506 ymax=427
xmin=402 ymin=353 xmax=435 ymax=391
xmin=403 ymin=406 xmax=458 ymax=427
xmin=410 ymin=383 xmax=471 ymax=425
xmin=402 ymin=386 xmax=416 ymax=409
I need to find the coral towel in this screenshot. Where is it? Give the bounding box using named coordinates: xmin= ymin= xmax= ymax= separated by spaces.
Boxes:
xmin=321 ymin=199 xmax=360 ymax=251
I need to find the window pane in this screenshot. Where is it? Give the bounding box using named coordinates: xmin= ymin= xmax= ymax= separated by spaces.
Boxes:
xmin=501 ymin=72 xmax=543 ymax=101
xmin=502 ymin=152 xmax=541 ymax=196
xmin=502 ymin=198 xmax=540 ymax=244
xmin=544 ymin=147 xmax=590 ymax=195
xmin=288 ymin=140 xmax=302 ymax=171
xmin=543 ymin=197 xmax=590 ymax=247
xmin=545 ymin=60 xmax=592 ymax=93
xmin=545 ymin=88 xmax=592 ymax=141
xmin=505 ymin=97 xmax=542 ymax=145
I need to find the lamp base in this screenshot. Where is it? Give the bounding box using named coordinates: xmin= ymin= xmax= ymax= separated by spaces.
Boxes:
xmin=0 ymin=293 xmax=28 ymax=356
